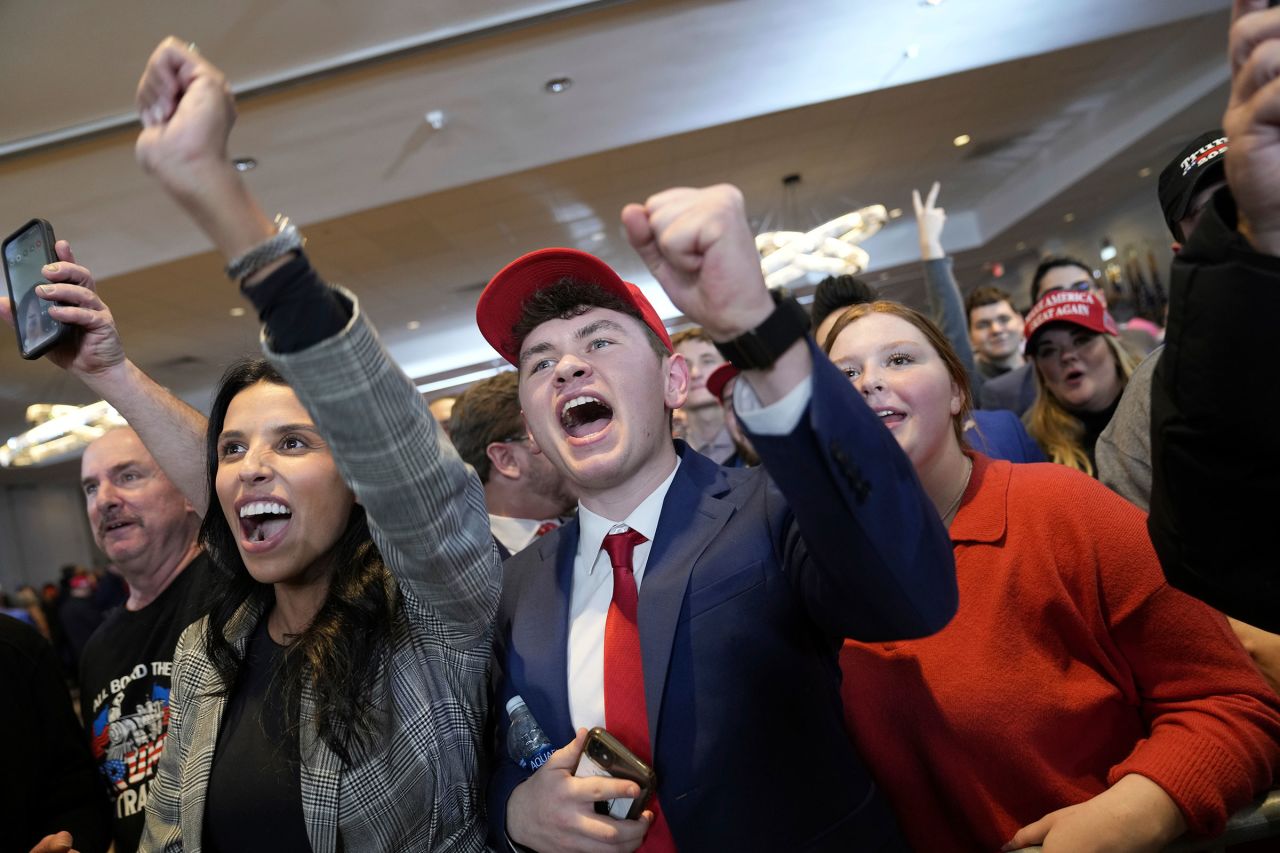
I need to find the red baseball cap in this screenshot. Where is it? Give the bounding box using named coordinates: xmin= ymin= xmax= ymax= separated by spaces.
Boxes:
xmin=1024 ymin=289 xmax=1118 ymax=349
xmin=706 ymin=362 xmax=739 ymax=403
xmin=476 ymin=247 xmax=674 ymax=366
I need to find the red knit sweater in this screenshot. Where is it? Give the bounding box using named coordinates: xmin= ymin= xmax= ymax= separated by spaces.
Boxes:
xmin=840 ymin=454 xmax=1280 ymax=852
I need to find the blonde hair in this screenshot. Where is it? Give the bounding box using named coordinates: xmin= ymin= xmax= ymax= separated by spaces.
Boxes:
xmin=1025 ymin=334 xmax=1135 ymax=475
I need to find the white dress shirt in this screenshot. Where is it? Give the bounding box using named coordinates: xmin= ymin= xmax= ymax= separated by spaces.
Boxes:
xmin=488 ymin=514 xmax=558 ymax=556
xmin=567 ymin=461 xmax=680 ymax=730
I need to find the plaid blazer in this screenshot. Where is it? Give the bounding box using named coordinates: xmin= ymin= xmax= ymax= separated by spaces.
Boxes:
xmin=139 ymin=292 xmax=502 ymax=852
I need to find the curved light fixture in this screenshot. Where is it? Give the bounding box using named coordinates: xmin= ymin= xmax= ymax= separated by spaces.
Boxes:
xmin=0 ymin=400 xmax=127 ymax=467
xmin=756 ymin=204 xmax=888 ymax=289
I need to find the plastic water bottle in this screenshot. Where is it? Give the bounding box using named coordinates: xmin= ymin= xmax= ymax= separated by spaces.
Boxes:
xmin=507 ymin=695 xmax=554 ymax=771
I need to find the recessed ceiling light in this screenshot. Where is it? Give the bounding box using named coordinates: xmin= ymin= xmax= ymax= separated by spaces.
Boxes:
xmin=922 ymin=0 xmax=944 ymax=6
xmin=544 ymin=77 xmax=572 ymax=94
xmin=1063 ymin=213 xmax=1076 ymax=223
xmin=953 ymin=134 xmax=971 ymax=147
xmin=590 ymin=231 xmax=606 ymax=242
xmin=407 ymin=320 xmax=421 ymax=331
xmin=1138 ymin=167 xmax=1152 ymax=178
xmin=888 ymin=208 xmax=903 ymax=219
xmin=229 ymin=306 xmax=246 ymax=317
xmin=232 ymin=157 xmax=257 ymax=172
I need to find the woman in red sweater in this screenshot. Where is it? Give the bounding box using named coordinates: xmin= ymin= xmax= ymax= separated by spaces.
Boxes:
xmin=821 ymin=301 xmax=1280 ymax=852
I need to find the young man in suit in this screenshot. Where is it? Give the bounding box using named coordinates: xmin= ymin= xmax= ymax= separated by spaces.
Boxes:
xmin=478 ymin=184 xmax=958 ymax=852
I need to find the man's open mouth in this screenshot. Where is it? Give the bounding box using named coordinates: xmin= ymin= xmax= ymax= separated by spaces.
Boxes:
xmin=238 ymin=500 xmax=293 ymax=543
xmin=100 ymin=518 xmax=136 ymax=536
xmin=560 ymin=394 xmax=614 ymax=439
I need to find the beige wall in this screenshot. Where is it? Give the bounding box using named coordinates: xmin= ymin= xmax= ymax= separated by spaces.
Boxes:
xmin=0 ymin=481 xmax=98 ymax=591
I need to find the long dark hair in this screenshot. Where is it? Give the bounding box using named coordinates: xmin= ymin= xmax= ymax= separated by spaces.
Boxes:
xmin=200 ymin=357 xmax=395 ymax=766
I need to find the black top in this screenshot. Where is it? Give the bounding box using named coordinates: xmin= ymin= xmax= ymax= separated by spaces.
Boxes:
xmin=78 ymin=553 xmax=214 ymax=853
xmin=0 ymin=614 xmax=111 ymax=853
xmin=204 ymin=617 xmax=311 ymax=853
xmin=241 ymin=252 xmax=347 ymax=353
xmin=1077 ymin=394 xmax=1122 ymax=477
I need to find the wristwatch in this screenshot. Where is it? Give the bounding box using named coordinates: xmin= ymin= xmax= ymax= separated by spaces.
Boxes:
xmin=225 ymin=214 xmax=305 ymax=283
xmin=712 ymin=289 xmax=811 ymax=371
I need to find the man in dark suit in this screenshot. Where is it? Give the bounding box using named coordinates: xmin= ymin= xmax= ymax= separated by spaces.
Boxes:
xmin=478 ymin=184 xmax=957 ymax=852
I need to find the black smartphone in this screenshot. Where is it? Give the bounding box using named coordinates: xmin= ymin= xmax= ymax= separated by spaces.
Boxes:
xmin=2 ymin=219 xmax=68 ymax=359
xmin=572 ymin=727 xmax=657 ymax=821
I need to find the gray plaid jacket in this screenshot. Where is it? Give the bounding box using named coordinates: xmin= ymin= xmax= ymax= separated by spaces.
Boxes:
xmin=138 ymin=292 xmax=502 ymax=852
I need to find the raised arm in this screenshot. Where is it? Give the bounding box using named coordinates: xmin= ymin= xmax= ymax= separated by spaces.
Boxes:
xmin=132 ymin=37 xmax=499 ymax=642
xmin=622 ymin=185 xmax=957 ymax=639
xmin=914 ymin=182 xmax=981 ymax=390
xmin=0 ymin=242 xmax=208 ymax=514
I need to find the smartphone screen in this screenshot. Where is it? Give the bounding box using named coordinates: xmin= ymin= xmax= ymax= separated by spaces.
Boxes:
xmin=3 ymin=220 xmax=62 ymax=358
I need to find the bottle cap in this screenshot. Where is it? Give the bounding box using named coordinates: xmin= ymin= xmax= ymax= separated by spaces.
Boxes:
xmin=506 ymin=695 xmax=528 ymax=715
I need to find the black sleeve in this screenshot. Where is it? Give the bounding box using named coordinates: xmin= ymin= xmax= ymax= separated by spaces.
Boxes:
xmin=1148 ymin=186 xmax=1280 ymax=631
xmin=0 ymin=619 xmax=111 ymax=853
xmin=240 ymin=252 xmax=351 ymax=354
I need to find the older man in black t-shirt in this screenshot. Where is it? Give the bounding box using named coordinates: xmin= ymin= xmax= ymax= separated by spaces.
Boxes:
xmin=75 ymin=428 xmax=208 ymax=853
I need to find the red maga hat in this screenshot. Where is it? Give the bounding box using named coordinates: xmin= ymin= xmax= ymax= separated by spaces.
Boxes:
xmin=1024 ymin=289 xmax=1118 ymax=349
xmin=476 ymin=247 xmax=673 ymax=366
xmin=706 ymin=362 xmax=740 ymax=403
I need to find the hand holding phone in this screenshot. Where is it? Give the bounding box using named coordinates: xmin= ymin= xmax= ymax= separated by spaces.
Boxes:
xmin=2 ymin=219 xmax=70 ymax=359
xmin=506 ymin=728 xmax=651 ymax=852
xmin=572 ymin=727 xmax=657 ymax=821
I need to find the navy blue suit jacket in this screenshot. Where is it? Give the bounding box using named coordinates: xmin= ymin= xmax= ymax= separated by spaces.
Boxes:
xmin=488 ymin=339 xmax=957 ymax=851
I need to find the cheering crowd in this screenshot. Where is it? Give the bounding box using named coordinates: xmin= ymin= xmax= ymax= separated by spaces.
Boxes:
xmin=3 ymin=3 xmax=1280 ymax=852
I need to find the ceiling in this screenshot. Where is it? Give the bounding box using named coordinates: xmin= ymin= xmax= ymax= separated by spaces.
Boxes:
xmin=0 ymin=0 xmax=1232 ymax=482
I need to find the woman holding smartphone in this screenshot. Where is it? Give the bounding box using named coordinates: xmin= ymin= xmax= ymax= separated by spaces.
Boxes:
xmin=115 ymin=39 xmax=502 ymax=852
xmin=820 ymin=301 xmax=1280 ymax=853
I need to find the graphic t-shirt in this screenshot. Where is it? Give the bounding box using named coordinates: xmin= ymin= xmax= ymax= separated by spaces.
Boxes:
xmin=78 ymin=553 xmax=214 ymax=853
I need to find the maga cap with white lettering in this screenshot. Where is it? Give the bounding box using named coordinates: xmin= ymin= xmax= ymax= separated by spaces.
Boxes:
xmin=1024 ymin=289 xmax=1118 ymax=351
xmin=1158 ymin=130 xmax=1227 ymax=241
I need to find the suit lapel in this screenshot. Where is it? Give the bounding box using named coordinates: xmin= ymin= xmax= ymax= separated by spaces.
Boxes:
xmin=639 ymin=452 xmax=734 ymax=749
xmin=518 ymin=520 xmax=578 ymax=742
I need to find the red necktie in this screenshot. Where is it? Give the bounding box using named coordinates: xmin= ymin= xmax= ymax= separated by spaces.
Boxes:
xmin=535 ymin=520 xmax=559 ymax=537
xmin=602 ymin=529 xmax=677 ymax=852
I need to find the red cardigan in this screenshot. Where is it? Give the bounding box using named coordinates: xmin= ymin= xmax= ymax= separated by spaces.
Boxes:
xmin=840 ymin=454 xmax=1280 ymax=852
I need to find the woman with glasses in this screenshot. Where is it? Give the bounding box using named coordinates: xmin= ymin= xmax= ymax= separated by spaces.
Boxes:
xmin=1022 ymin=257 xmax=1135 ymax=475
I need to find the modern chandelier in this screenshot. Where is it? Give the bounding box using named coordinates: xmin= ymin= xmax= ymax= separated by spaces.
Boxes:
xmin=755 ymin=173 xmax=887 ymax=289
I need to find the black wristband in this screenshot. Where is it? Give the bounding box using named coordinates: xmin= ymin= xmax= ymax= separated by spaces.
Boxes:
xmin=712 ymin=290 xmax=810 ymax=371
